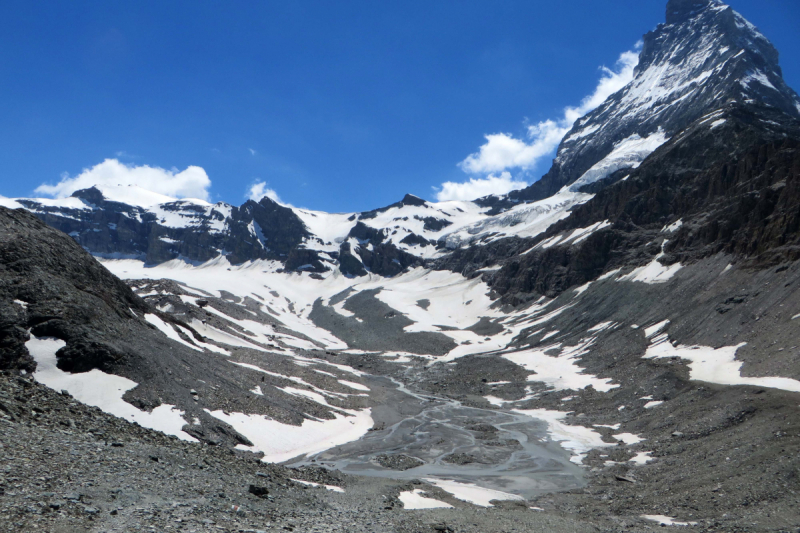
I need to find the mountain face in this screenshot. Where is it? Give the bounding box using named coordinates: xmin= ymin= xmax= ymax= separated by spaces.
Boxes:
xmin=14 ymin=187 xmax=312 ymax=266
xmin=3 ymin=2 xmax=800 ymax=531
xmin=488 ymin=0 xmax=800 ymax=210
xmin=444 ymin=101 xmax=800 ymax=301
xmin=0 ymin=206 xmax=378 ymax=448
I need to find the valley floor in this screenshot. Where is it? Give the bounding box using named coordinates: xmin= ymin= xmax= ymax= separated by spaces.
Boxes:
xmin=3 ymin=256 xmax=800 ymax=532
xmin=0 ymin=371 xmax=601 ymax=533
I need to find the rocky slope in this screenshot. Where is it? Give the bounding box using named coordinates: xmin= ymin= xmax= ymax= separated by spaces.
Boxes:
xmin=0 ymin=207 xmax=152 ymax=373
xmin=442 ymin=103 xmax=800 ymax=302
xmin=0 ymin=207 xmax=378 ymax=449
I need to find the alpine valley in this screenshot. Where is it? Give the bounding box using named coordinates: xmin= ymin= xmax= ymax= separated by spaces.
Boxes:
xmin=2 ymin=1 xmax=800 ymax=531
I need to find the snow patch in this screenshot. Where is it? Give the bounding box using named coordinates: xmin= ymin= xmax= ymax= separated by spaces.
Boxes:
xmin=338 ymin=380 xmax=369 ymax=392
xmin=513 ymin=409 xmax=612 ymax=464
xmin=573 ymin=282 xmax=592 ymax=296
xmin=423 ymin=478 xmax=523 ymax=507
xmin=28 ymin=335 xmax=197 ymax=442
xmin=661 ymin=219 xmax=683 ymax=233
xmin=483 ymin=396 xmax=507 ymax=407
xmin=630 ymin=451 xmax=654 ymax=465
xmin=398 ymin=489 xmax=453 ymax=509
xmin=144 ymin=314 xmax=202 ymax=352
xmin=644 ymin=319 xmax=670 ymax=338
xmin=642 ymin=515 xmax=698 ymax=527
xmin=617 ymin=241 xmax=682 ymax=283
xmin=540 ymin=330 xmax=559 ymax=341
xmin=644 ymin=334 xmax=800 ymax=392
xmin=613 ymin=432 xmax=645 ymax=444
xmin=594 ymin=423 xmax=621 ymax=430
xmin=569 ymin=130 xmax=668 ymax=190
xmin=597 ymin=268 xmax=621 ymax=281
xmin=205 ymin=407 xmax=373 ymax=463
xmin=290 ymin=479 xmax=345 ymax=493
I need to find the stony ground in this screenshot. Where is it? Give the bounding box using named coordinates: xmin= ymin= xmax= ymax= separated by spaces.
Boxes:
xmin=2 ymin=247 xmax=799 ymax=532
xmin=3 ymin=361 xmax=799 ymax=532
xmin=0 ymin=371 xmax=606 ymax=533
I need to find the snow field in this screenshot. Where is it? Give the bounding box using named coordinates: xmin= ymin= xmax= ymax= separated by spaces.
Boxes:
xmin=442 ymin=191 xmax=592 ymax=250
xmin=501 ymin=337 xmax=618 ymax=393
xmin=644 ymin=333 xmax=800 ymax=392
xmin=27 ymin=335 xmax=197 ymax=442
xmin=398 ymin=489 xmax=453 ymax=510
xmin=422 ymin=478 xmax=524 ymax=507
xmin=103 ymin=257 xmax=351 ymax=351
xmin=206 ymin=407 xmax=373 ymax=464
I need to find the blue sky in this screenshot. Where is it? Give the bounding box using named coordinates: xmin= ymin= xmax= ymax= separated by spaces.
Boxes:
xmin=1 ymin=1 xmax=798 ymax=212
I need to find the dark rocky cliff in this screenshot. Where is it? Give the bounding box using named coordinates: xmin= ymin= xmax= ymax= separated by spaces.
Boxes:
xmin=0 ymin=207 xmax=165 ymax=371
xmin=440 ymin=104 xmax=800 ymax=303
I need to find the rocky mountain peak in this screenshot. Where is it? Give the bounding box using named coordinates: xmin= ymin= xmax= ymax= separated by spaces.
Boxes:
xmin=70 ymin=186 xmax=105 ymax=205
xmin=399 ymin=193 xmax=427 ymax=207
xmin=499 ymin=0 xmax=800 ymax=208
xmin=665 ymin=0 xmax=723 ymax=24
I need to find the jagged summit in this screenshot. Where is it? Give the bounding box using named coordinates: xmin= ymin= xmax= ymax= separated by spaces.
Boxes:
xmin=500 ymin=0 xmax=800 ymax=207
xmin=665 ymin=0 xmax=723 ymax=24
xmin=399 ymin=193 xmax=426 ymax=206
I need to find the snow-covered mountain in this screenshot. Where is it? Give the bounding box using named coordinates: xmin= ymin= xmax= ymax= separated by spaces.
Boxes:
xmin=3 ymin=1 xmax=800 ymax=529
xmin=0 ymin=185 xmax=596 ymax=275
xmin=5 ymin=1 xmax=799 ymax=279
xmin=492 ymin=0 xmax=800 ymax=208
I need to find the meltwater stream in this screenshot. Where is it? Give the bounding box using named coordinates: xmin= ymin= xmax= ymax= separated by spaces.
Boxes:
xmin=288 ymin=376 xmax=587 ymax=500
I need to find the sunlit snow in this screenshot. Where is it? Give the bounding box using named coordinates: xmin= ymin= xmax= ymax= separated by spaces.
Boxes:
xmin=28 ymin=335 xmax=197 ymax=441
xmin=398 ymin=489 xmax=453 ymax=509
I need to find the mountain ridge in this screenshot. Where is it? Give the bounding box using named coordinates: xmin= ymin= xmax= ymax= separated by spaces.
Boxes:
xmin=5 ymin=0 xmax=800 ymax=282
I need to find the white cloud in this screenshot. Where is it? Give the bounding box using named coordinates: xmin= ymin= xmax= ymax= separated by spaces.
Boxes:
xmin=435 ymin=172 xmax=527 ymax=202
xmin=249 ymin=148 xmax=257 ymax=156
xmin=459 ymin=49 xmax=640 ymax=175
xmin=248 ymin=181 xmax=286 ymax=205
xmin=34 ymin=159 xmax=212 ymax=201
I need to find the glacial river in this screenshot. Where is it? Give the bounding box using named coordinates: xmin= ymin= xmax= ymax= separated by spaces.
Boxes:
xmin=289 ymin=375 xmax=586 ymax=499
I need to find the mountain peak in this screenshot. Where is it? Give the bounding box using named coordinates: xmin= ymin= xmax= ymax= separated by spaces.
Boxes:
xmin=503 ymin=0 xmax=800 ymax=207
xmin=400 ymin=193 xmax=427 ymax=207
xmin=71 ymin=186 xmax=105 ymax=205
xmin=665 ymin=0 xmax=724 ymax=24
